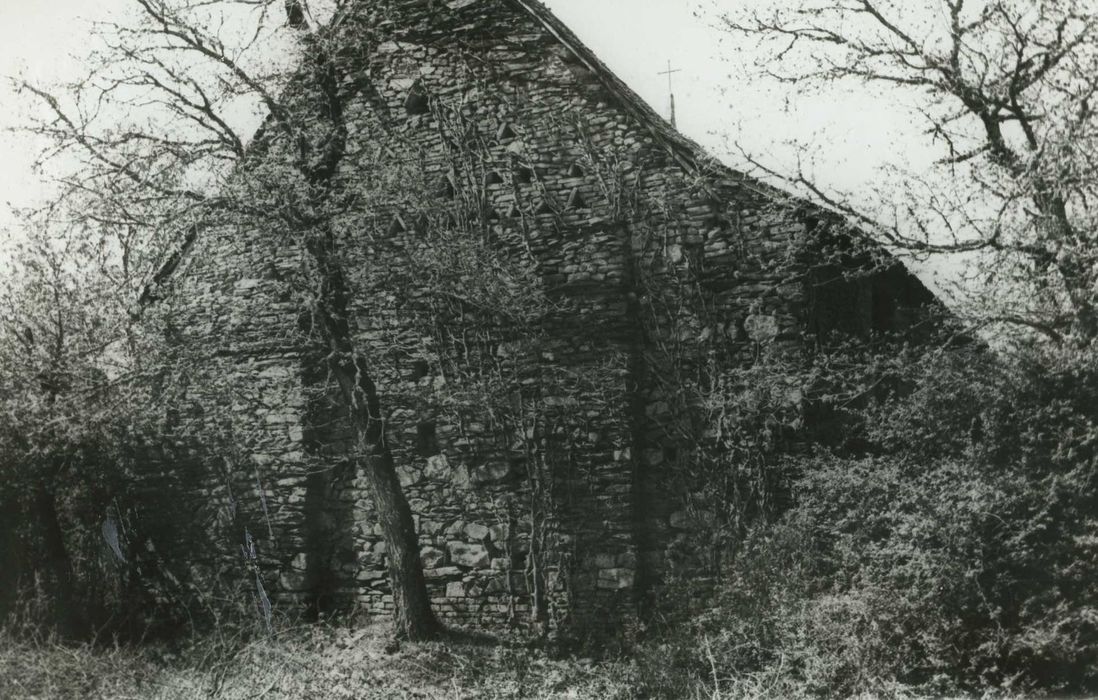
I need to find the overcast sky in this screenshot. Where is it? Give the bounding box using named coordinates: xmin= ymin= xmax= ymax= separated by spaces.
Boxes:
xmin=0 ymin=0 xmax=935 ymax=281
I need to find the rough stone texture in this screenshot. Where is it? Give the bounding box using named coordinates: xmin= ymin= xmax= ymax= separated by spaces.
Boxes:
xmin=155 ymin=0 xmax=940 ymax=642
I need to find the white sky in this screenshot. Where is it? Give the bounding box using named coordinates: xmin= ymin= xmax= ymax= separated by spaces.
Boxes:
xmin=0 ymin=0 xmax=937 ymax=282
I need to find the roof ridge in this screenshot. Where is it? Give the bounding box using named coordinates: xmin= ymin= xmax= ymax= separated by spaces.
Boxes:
xmin=137 ymin=0 xmax=893 ymax=308
xmin=508 ymin=0 xmax=787 ymax=204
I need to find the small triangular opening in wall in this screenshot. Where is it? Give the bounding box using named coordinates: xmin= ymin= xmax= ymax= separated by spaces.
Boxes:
xmin=388 ymin=214 xmax=408 ymax=235
xmin=439 ymin=174 xmax=456 ymax=200
xmin=496 ymin=122 xmax=517 ymax=141
xmin=535 ymin=199 xmax=554 ymax=216
xmin=511 ymin=165 xmax=533 ymax=185
xmin=567 ymin=163 xmax=585 ymax=178
xmin=506 ymin=204 xmax=522 ymax=219
xmin=567 ymin=188 xmax=588 ymax=210
xmin=485 ymin=170 xmax=505 ymax=186
xmin=410 ymin=359 xmax=431 ymax=382
xmin=404 ymin=81 xmax=430 ymax=116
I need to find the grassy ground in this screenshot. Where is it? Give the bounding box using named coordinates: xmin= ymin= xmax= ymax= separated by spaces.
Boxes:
xmin=0 ymin=622 xmax=996 ymax=699
xmin=0 ymin=623 xmax=656 ymax=699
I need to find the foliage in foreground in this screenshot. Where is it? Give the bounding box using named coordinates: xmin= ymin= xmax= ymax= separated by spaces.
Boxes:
xmin=12 ymin=339 xmax=1093 ymax=700
xmin=0 ymin=622 xmax=648 ymax=700
xmin=0 ymin=619 xmax=996 ymax=700
xmin=655 ymin=342 xmax=1098 ymax=698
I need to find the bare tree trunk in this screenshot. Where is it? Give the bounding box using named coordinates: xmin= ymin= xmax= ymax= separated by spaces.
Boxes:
xmin=29 ymin=485 xmax=85 ymax=638
xmin=304 ymin=226 xmax=441 ymax=641
xmin=286 ymin=27 xmax=440 ymax=639
xmin=0 ymin=496 xmax=27 ymax=622
xmin=359 ymin=440 xmax=440 ymax=639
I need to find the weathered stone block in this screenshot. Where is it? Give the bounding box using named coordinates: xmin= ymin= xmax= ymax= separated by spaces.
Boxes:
xmin=425 ymin=566 xmax=461 ymax=579
xmin=420 ymin=546 xmax=446 ymax=568
xmin=424 ymin=453 xmax=450 ymax=479
xmin=396 ymin=465 xmax=421 ymax=487
xmin=463 ymin=522 xmax=490 ymax=540
xmin=445 ymin=581 xmax=466 ymax=597
xmin=447 ymin=542 xmax=489 ymax=569
xmin=468 ymin=460 xmax=513 ymax=485
xmin=489 ymin=523 xmax=508 ymax=542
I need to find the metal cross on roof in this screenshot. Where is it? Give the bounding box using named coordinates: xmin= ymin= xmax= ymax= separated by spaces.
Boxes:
xmin=658 ymin=60 xmax=682 ymax=128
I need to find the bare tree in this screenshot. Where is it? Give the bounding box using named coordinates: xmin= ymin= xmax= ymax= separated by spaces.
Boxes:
xmin=720 ymin=0 xmax=1098 ymax=345
xmin=0 ymin=202 xmax=142 ymax=634
xmin=19 ymin=0 xmax=441 ymax=640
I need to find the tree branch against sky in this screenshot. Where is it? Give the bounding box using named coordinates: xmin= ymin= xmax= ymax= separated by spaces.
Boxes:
xmin=1 ymin=1 xmax=927 ymax=247
xmin=720 ymin=0 xmax=1098 ymax=345
xmin=10 ymin=0 xmax=446 ymax=641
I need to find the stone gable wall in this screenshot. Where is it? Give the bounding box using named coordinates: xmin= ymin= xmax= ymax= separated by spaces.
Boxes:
xmin=161 ymin=0 xmax=937 ymax=641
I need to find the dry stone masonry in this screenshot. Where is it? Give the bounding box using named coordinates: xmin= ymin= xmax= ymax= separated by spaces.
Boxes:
xmin=156 ymin=0 xmax=938 ymax=643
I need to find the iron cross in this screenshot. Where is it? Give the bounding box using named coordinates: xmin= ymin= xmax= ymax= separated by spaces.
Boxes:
xmin=658 ymin=60 xmax=682 ymax=128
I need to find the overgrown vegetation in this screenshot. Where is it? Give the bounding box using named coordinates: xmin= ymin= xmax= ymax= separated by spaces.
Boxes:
xmin=0 ymin=621 xmax=655 ymax=700
xmin=636 ymin=339 xmax=1098 ymax=697
xmin=3 ymin=0 xmax=1098 ymax=698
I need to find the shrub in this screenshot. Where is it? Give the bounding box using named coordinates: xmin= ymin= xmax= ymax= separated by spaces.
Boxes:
xmin=667 ymin=344 xmax=1098 ymax=696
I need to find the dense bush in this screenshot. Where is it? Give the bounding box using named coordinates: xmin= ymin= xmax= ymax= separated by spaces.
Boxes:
xmin=666 ymin=343 xmax=1098 ymax=697
xmin=0 ymin=273 xmax=253 ymax=640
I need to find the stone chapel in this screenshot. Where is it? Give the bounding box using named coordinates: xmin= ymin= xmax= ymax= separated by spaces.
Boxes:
xmin=151 ymin=0 xmax=939 ymax=642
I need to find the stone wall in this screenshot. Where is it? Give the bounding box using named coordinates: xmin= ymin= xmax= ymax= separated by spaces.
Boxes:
xmin=159 ymin=0 xmax=938 ymax=642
